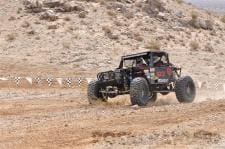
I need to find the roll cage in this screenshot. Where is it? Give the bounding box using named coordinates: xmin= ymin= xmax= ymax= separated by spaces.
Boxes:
xmin=118 ymin=51 xmax=170 ymax=68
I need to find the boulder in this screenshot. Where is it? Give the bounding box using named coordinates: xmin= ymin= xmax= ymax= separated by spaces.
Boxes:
xmin=205 ymin=20 xmax=214 ymax=30
xmin=157 ymin=12 xmax=168 ymax=21
xmin=60 ymin=2 xmax=84 ymax=12
xmin=23 ymin=0 xmax=43 ymax=13
xmin=43 ymin=0 xmax=63 ymax=8
xmin=204 ymin=43 xmax=214 ymax=53
xmin=40 ymin=10 xmax=58 ymax=21
xmin=143 ymin=0 xmax=165 ymax=15
xmin=190 ymin=18 xmax=214 ymax=30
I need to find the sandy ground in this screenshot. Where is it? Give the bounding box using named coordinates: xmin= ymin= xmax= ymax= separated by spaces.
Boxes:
xmin=0 ymin=82 xmax=225 ymax=148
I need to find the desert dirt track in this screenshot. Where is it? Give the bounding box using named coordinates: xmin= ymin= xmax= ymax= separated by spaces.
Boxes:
xmin=1 ymin=83 xmax=225 ymax=148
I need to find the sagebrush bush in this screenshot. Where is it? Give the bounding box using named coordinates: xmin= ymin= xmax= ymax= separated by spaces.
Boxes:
xmin=191 ymin=11 xmax=198 ymax=20
xmin=190 ymin=41 xmax=199 ymax=51
xmin=6 ymin=33 xmax=16 ymax=42
xmin=176 ymin=0 xmax=183 ymax=4
xmin=145 ymin=39 xmax=161 ymax=50
xmin=221 ymin=15 xmax=225 ymax=23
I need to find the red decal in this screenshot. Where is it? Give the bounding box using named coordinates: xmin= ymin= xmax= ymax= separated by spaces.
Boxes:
xmin=156 ymin=71 xmax=166 ymax=77
xmin=166 ymin=67 xmax=172 ymax=75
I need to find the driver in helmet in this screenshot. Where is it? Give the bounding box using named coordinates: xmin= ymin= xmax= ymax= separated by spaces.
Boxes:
xmin=153 ymin=56 xmax=164 ymax=67
xmin=136 ymin=58 xmax=148 ymax=70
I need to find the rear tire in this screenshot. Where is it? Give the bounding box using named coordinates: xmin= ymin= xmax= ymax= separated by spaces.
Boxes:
xmin=175 ymin=76 xmax=196 ymax=103
xmin=130 ymin=77 xmax=157 ymax=106
xmin=87 ymin=80 xmax=105 ymax=104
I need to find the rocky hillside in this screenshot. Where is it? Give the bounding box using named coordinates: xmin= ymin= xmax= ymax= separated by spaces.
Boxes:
xmin=0 ymin=0 xmax=224 ymax=81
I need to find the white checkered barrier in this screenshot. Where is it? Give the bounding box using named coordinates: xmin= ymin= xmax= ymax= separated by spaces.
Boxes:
xmin=0 ymin=76 xmax=88 ymax=88
xmin=0 ymin=76 xmax=224 ymax=91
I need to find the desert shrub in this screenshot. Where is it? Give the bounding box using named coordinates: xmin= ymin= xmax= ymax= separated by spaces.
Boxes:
xmin=64 ymin=16 xmax=71 ymax=21
xmin=145 ymin=39 xmax=161 ymax=50
xmin=190 ymin=41 xmax=199 ymax=51
xmin=221 ymin=15 xmax=225 ymax=23
xmin=176 ymin=0 xmax=183 ymax=4
xmin=114 ymin=21 xmax=123 ymax=26
xmin=8 ymin=16 xmax=16 ymax=21
xmin=48 ymin=24 xmax=58 ymax=29
xmin=27 ymin=29 xmax=35 ymax=35
xmin=21 ymin=21 xmax=30 ymax=28
xmin=143 ymin=0 xmax=165 ymax=15
xmin=191 ymin=11 xmax=198 ymax=20
xmin=62 ymin=42 xmax=70 ymax=49
xmin=102 ymin=26 xmax=118 ymax=40
xmin=204 ymin=43 xmax=214 ymax=53
xmin=133 ymin=32 xmax=144 ymax=42
xmin=6 ymin=33 xmax=17 ymax=42
xmin=107 ymin=10 xmax=116 ymax=17
xmin=79 ymin=11 xmax=87 ymax=18
xmin=102 ymin=26 xmax=112 ymax=34
xmin=124 ymin=11 xmax=134 ymax=19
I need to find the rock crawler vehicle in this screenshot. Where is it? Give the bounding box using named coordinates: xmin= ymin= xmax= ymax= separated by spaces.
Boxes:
xmin=88 ymin=51 xmax=196 ymax=106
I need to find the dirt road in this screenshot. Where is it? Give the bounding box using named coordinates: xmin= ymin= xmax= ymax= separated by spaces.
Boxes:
xmin=0 ymin=87 xmax=225 ymax=149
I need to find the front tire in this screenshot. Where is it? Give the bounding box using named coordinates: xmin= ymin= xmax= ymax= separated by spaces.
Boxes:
xmin=87 ymin=80 xmax=105 ymax=104
xmin=130 ymin=77 xmax=157 ymax=106
xmin=175 ymin=76 xmax=196 ymax=103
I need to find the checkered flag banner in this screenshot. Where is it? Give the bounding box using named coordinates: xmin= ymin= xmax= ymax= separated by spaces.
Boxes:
xmin=35 ymin=77 xmax=42 ymax=85
xmin=66 ymin=78 xmax=72 ymax=87
xmin=194 ymin=80 xmax=225 ymax=91
xmin=46 ymin=78 xmax=54 ymax=87
xmin=77 ymin=77 xmax=83 ymax=87
xmin=0 ymin=76 xmax=224 ymax=91
xmin=14 ymin=77 xmax=21 ymax=86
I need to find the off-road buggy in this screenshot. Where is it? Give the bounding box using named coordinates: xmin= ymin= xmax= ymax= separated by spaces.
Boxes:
xmin=88 ymin=51 xmax=196 ymax=106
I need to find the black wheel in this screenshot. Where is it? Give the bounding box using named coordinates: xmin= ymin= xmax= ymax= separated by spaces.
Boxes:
xmin=130 ymin=77 xmax=157 ymax=106
xmin=87 ymin=80 xmax=106 ymax=104
xmin=175 ymin=76 xmax=196 ymax=103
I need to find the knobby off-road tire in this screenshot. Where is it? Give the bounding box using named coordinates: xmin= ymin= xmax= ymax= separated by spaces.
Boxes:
xmin=175 ymin=76 xmax=196 ymax=103
xmin=87 ymin=80 xmax=105 ymax=104
xmin=130 ymin=77 xmax=157 ymax=106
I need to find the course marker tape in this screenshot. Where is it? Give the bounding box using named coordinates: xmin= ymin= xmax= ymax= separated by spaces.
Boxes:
xmin=66 ymin=78 xmax=72 ymax=87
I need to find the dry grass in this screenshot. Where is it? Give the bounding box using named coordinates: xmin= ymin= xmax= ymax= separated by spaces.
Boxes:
xmin=114 ymin=21 xmax=123 ymax=26
xmin=191 ymin=11 xmax=198 ymax=20
xmin=190 ymin=41 xmax=199 ymax=51
xmin=176 ymin=0 xmax=184 ymax=4
xmin=62 ymin=42 xmax=71 ymax=49
xmin=102 ymin=26 xmax=112 ymax=34
xmin=6 ymin=33 xmax=17 ymax=42
xmin=79 ymin=11 xmax=87 ymax=18
xmin=145 ymin=39 xmax=161 ymax=50
xmin=133 ymin=32 xmax=144 ymax=42
xmin=221 ymin=15 xmax=225 ymax=23
xmin=21 ymin=21 xmax=30 ymax=28
xmin=48 ymin=24 xmax=58 ymax=30
xmin=63 ymin=16 xmax=71 ymax=21
xmin=107 ymin=10 xmax=116 ymax=17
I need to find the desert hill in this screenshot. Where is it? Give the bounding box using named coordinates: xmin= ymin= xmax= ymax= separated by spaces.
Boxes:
xmin=0 ymin=0 xmax=224 ymax=81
